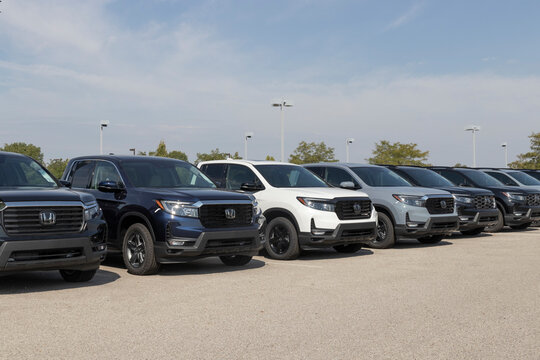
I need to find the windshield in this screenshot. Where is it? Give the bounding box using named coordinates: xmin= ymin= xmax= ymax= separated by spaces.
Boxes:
xmin=399 ymin=168 xmax=454 ymax=187
xmin=351 ymin=167 xmax=411 ymax=187
xmin=462 ymin=170 xmax=503 ymax=187
xmin=255 ymin=165 xmax=328 ymax=188
xmin=0 ymin=155 xmax=58 ymax=188
xmin=507 ymin=171 xmax=540 ymax=186
xmin=121 ymin=159 xmax=216 ymax=188
xmin=524 ymin=171 xmax=540 ymax=181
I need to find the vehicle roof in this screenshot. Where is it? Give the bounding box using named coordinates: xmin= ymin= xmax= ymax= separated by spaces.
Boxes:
xmin=69 ymin=155 xmax=188 ymax=162
xmin=199 ymin=159 xmax=298 ymax=166
xmin=303 ymin=163 xmax=385 ymax=168
xmin=0 ymin=151 xmax=33 ymax=159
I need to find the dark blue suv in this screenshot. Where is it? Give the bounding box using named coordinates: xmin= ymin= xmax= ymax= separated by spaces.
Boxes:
xmin=61 ymin=156 xmax=265 ymax=275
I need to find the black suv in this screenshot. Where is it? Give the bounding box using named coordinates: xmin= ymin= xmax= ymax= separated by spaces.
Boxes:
xmin=385 ymin=166 xmax=498 ymax=235
xmin=0 ymin=152 xmax=107 ymax=282
xmin=430 ymin=167 xmax=540 ymax=232
xmin=61 ymin=156 xmax=264 ymax=275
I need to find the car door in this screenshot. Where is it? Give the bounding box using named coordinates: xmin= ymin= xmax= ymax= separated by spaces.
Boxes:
xmin=224 ymin=164 xmax=264 ymax=191
xmin=322 ymin=167 xmax=360 ymax=189
xmin=199 ymin=163 xmax=227 ymax=187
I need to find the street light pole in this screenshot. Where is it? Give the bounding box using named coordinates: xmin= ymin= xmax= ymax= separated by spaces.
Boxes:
xmin=271 ymin=99 xmax=294 ymax=162
xmin=501 ymin=142 xmax=508 ymax=167
xmin=100 ymin=120 xmax=110 ymax=155
xmin=244 ymin=132 xmax=253 ymax=160
xmin=464 ymin=125 xmax=480 ymax=167
xmin=346 ymin=138 xmax=354 ymax=163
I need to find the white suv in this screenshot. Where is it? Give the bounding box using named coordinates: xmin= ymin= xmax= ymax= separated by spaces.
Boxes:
xmin=198 ymin=160 xmax=378 ymax=260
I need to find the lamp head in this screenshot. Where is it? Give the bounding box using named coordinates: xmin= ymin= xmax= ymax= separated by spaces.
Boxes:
xmin=100 ymin=120 xmax=110 ymax=128
xmin=346 ymin=138 xmax=355 ymax=144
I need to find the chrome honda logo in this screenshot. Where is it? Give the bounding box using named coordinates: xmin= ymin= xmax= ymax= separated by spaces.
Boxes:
xmin=440 ymin=200 xmax=447 ymax=209
xmin=353 ymin=203 xmax=362 ymax=214
xmin=224 ymin=208 xmax=236 ymax=220
xmin=39 ymin=210 xmax=56 ymax=225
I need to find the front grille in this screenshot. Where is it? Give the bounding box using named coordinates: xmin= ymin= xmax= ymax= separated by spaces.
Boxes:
xmin=474 ymin=195 xmax=495 ymax=209
xmin=205 ymin=238 xmax=254 ymax=249
xmin=527 ymin=193 xmax=540 ymax=206
xmin=431 ymin=222 xmax=457 ymax=229
xmin=335 ymin=199 xmax=371 ymax=220
xmin=2 ymin=206 xmax=84 ymax=235
xmin=426 ymin=198 xmax=454 ymax=214
xmin=199 ymin=204 xmax=253 ymax=228
xmin=341 ymin=229 xmax=374 ymax=238
xmin=479 ymin=216 xmax=498 ymax=223
xmin=9 ymin=248 xmax=83 ymax=262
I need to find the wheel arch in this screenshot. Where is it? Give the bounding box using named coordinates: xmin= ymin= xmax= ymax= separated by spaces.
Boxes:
xmin=117 ymin=212 xmax=156 ymax=244
xmin=373 ymin=204 xmax=396 ymax=226
xmin=263 ymin=208 xmax=300 ymax=233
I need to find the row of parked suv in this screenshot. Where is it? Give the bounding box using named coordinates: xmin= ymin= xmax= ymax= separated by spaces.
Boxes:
xmin=1 ymin=150 xmax=539 ymax=282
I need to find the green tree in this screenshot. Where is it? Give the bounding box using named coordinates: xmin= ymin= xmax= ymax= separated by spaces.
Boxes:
xmin=168 ymin=150 xmax=188 ymax=161
xmin=196 ymin=148 xmax=241 ymax=164
xmin=147 ymin=140 xmax=188 ymax=161
xmin=509 ymin=132 xmax=540 ymax=169
xmin=265 ymin=155 xmax=276 ymax=161
xmin=454 ymin=163 xmax=467 ymax=168
xmin=367 ymin=140 xmax=430 ymax=166
xmin=149 ymin=140 xmax=168 ymax=157
xmin=1 ymin=142 xmax=44 ymax=164
xmin=137 ymin=151 xmax=147 ymax=156
xmin=47 ymin=158 xmax=70 ymax=178
xmin=288 ymin=141 xmax=337 ymax=164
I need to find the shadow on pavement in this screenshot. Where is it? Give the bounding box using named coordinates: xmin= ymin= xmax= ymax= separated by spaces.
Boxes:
xmin=448 ymin=232 xmax=493 ymax=239
xmin=296 ymin=248 xmax=374 ymax=261
xmin=393 ymin=239 xmax=453 ymax=249
xmin=0 ymin=268 xmax=120 ymax=295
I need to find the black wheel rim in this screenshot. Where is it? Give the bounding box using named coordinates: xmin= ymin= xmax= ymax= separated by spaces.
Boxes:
xmin=269 ymin=224 xmax=291 ymax=255
xmin=376 ymin=221 xmax=387 ymax=242
xmin=126 ymin=232 xmax=146 ymax=268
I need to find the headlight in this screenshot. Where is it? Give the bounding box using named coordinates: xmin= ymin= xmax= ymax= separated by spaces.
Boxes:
xmin=252 ymin=200 xmax=260 ymax=216
xmin=392 ymin=194 xmax=426 ymax=207
xmin=502 ymin=192 xmax=526 ymax=202
xmin=84 ymin=203 xmax=101 ymax=221
xmin=297 ymin=197 xmax=335 ymax=212
xmin=156 ymin=200 xmax=199 ymax=218
xmin=453 ymin=195 xmax=474 ymax=204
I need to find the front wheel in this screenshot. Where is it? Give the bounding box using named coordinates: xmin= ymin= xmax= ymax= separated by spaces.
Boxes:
xmin=460 ymin=227 xmax=485 ymax=236
xmin=485 ymin=209 xmax=504 ymax=233
xmin=417 ymin=235 xmax=444 ymax=244
xmin=219 ymin=255 xmax=252 ymax=266
xmin=59 ymin=269 xmax=97 ymax=282
xmin=122 ymin=223 xmax=160 ymax=275
xmin=510 ymin=222 xmax=531 ymax=230
xmin=369 ymin=213 xmax=395 ymax=249
xmin=264 ymin=217 xmax=300 ymax=260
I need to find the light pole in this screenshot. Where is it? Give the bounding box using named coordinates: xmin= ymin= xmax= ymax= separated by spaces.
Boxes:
xmin=244 ymin=132 xmax=253 ymax=160
xmin=346 ymin=138 xmax=355 ymax=163
xmin=501 ymin=142 xmax=508 ymax=168
xmin=100 ymin=120 xmax=110 ymax=155
xmin=464 ymin=125 xmax=480 ymax=167
xmin=271 ymin=99 xmax=294 ymax=162
xmin=129 ymin=148 xmax=136 ymax=155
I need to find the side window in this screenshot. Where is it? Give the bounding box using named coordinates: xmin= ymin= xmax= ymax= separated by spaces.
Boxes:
xmin=438 ymin=170 xmax=467 ymax=186
xmin=325 ymin=167 xmax=358 ymax=187
xmin=91 ymin=161 xmax=122 ymax=189
xmin=225 ymin=164 xmax=262 ymax=190
xmin=201 ymin=164 xmax=226 ymax=186
xmin=487 ymin=172 xmax=517 ymax=186
xmin=307 ymin=167 xmax=325 ymax=179
xmin=69 ymin=161 xmax=95 ymax=189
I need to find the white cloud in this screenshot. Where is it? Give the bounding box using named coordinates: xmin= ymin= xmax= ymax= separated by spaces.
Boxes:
xmin=386 ymin=2 xmax=424 ymax=30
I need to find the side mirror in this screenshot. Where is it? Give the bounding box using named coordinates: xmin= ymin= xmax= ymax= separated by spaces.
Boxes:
xmin=214 ymin=180 xmax=223 ymax=188
xmin=98 ymin=181 xmax=124 ymax=193
xmin=339 ymin=181 xmax=358 ymax=189
xmin=59 ymin=180 xmax=71 ymax=188
xmin=240 ymin=182 xmax=264 ymax=192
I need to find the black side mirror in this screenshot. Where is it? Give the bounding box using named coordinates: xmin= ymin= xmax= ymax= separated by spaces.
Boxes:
xmin=339 ymin=181 xmax=358 ymax=189
xmin=59 ymin=180 xmax=71 ymax=188
xmin=98 ymin=181 xmax=124 ymax=193
xmin=214 ymin=180 xmax=223 ymax=188
xmin=240 ymin=182 xmax=264 ymax=192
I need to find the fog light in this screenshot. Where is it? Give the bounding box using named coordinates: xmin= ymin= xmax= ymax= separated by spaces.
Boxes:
xmin=406 ymin=222 xmax=419 ymax=228
xmin=97 ymin=245 xmax=106 ymax=251
xmin=312 ymin=230 xmax=327 ymax=236
xmin=459 ymin=216 xmax=472 ymax=221
xmin=168 ymin=240 xmax=185 ymax=246
xmin=514 ymin=212 xmax=524 ymax=216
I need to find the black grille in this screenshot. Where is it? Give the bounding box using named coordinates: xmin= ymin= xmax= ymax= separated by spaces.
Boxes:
xmin=335 ymin=199 xmax=371 ymax=220
xmin=199 ymin=204 xmax=253 ymax=228
xmin=474 ymin=195 xmax=495 ymax=209
xmin=431 ymin=221 xmax=457 ymax=229
xmin=9 ymin=248 xmax=83 ymax=262
xmin=426 ymin=198 xmax=454 ymax=214
xmin=205 ymin=238 xmax=254 ymax=249
xmin=527 ymin=193 xmax=540 ymax=206
xmin=2 ymin=206 xmax=84 ymax=235
xmin=341 ymin=229 xmax=375 ymax=238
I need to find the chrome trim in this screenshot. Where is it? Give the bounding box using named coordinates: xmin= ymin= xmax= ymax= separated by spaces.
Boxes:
xmin=1 ymin=201 xmax=86 ymax=209
xmin=191 ymin=200 xmax=254 ymax=208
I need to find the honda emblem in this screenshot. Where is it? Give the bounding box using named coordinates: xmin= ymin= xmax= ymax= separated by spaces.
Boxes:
xmin=39 ymin=210 xmax=57 ymax=225
xmin=224 ymin=208 xmax=236 ymax=220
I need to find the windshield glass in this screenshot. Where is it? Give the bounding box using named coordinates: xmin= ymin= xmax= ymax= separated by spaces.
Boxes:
xmin=399 ymin=168 xmax=454 ymax=187
xmin=255 ymin=165 xmax=328 ymax=188
xmin=351 ymin=167 xmax=411 ymax=187
xmin=462 ymin=169 xmax=503 ymax=187
xmin=0 ymin=155 xmax=58 ymax=188
xmin=122 ymin=159 xmax=216 ymax=188
xmin=508 ymin=171 xmax=540 ymax=186
xmin=524 ymin=171 xmax=540 ymax=181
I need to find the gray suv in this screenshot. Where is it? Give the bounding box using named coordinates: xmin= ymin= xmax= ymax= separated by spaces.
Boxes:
xmin=304 ymin=164 xmax=459 ymax=248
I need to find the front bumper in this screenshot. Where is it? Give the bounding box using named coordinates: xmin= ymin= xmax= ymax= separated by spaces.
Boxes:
xmin=298 ymin=221 xmax=377 ymax=248
xmin=457 ymin=207 xmax=499 ymax=230
xmin=395 ymin=215 xmax=459 ymax=238
xmin=0 ymin=221 xmax=107 ymax=273
xmin=504 ymin=205 xmax=540 ymax=226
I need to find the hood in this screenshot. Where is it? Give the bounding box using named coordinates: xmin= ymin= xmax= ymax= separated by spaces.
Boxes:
xmin=0 ymin=188 xmax=92 ymax=204
xmin=274 ymin=187 xmax=370 ymax=199
xmin=138 ymin=188 xmax=253 ymax=202
xmin=479 ymin=185 xmax=537 ymax=194
xmin=364 ymin=186 xmax=451 ymax=197
xmin=432 ymin=186 xmax=494 ymax=196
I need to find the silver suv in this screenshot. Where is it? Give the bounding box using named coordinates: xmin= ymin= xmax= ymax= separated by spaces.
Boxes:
xmin=304 ymin=163 xmax=459 ymax=248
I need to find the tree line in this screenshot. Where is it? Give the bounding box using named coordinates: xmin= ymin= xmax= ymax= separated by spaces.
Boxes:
xmin=1 ymin=131 xmax=538 ymax=179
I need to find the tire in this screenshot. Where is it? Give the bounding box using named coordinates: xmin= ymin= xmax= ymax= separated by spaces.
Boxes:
xmin=484 ymin=209 xmax=504 ymax=233
xmin=219 ymin=255 xmax=252 ymax=266
xmin=417 ymin=235 xmax=444 ymax=244
xmin=264 ymin=217 xmax=300 ymax=260
xmin=122 ymin=223 xmax=160 ymax=275
xmin=369 ymin=212 xmax=395 ymax=249
xmin=59 ymin=269 xmax=97 ymax=282
xmin=510 ymin=222 xmax=531 ymax=230
xmin=333 ymin=243 xmax=363 ymax=253
xmin=460 ymin=227 xmax=485 ymax=236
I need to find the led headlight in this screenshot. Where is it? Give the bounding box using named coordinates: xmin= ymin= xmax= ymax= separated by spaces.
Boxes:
xmin=252 ymin=200 xmax=260 ymax=216
xmin=156 ymin=200 xmax=199 ymax=218
xmin=502 ymin=192 xmax=526 ymax=202
xmin=84 ymin=203 xmax=101 ymax=221
xmin=453 ymin=194 xmax=474 ymax=204
xmin=392 ymin=194 xmax=426 ymax=207
xmin=297 ymin=197 xmax=335 ymax=212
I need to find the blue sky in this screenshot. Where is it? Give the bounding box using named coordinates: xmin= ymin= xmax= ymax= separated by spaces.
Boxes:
xmin=0 ymin=0 xmax=539 ymax=166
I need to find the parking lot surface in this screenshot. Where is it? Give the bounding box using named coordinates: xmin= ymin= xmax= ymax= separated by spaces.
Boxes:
xmin=1 ymin=228 xmax=539 ymax=359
